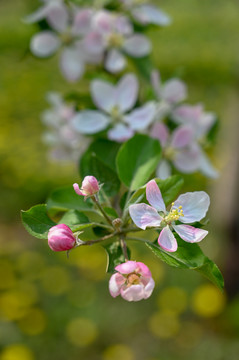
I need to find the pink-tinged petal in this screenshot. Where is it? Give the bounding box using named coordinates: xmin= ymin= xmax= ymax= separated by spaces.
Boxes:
xmin=129 ymin=204 xmax=162 ymax=230
xmin=173 ymin=191 xmax=210 ymax=223
xmin=158 ymin=226 xmax=178 ymax=252
xmin=73 ymin=183 xmax=85 ymax=196
xmin=23 ymin=5 xmax=49 ymax=23
xmin=151 ymin=70 xmax=161 ymax=99
xmin=135 ymin=262 xmax=152 ymax=277
xmin=156 ymin=160 xmax=172 ymax=180
xmin=47 ymin=4 xmax=69 ymax=32
xmin=60 ymin=48 xmax=85 ymax=82
xmin=30 ymin=31 xmax=60 ymax=58
xmin=121 ymin=284 xmax=145 ymax=302
xmin=132 ymin=5 xmax=171 ymax=26
xmin=173 ymin=224 xmax=208 ymax=243
xmin=72 ymin=9 xmax=93 ymax=35
xmin=109 ymin=273 xmax=125 ymax=297
xmin=143 ymin=277 xmax=155 ymax=298
xmin=71 ymin=110 xmax=110 ymax=134
xmin=162 ymin=79 xmax=187 ymax=104
xmin=83 ymin=31 xmax=105 ymax=55
xmin=150 ymin=122 xmax=169 ymax=147
xmin=195 ymin=112 xmax=216 ymax=139
xmin=108 ymin=124 xmax=134 ymax=142
xmin=123 ymin=34 xmax=152 ymax=57
xmin=115 ymin=15 xmax=133 ymax=35
xmin=172 ymin=104 xmax=203 ymax=124
xmin=155 ymin=101 xmax=171 ymax=121
xmin=115 ymin=261 xmax=137 ymax=274
xmin=105 ymin=49 xmax=126 ymax=73
xmin=124 ymin=102 xmax=156 ymax=130
xmin=199 ymin=151 xmax=219 ymax=179
xmin=146 ymin=180 xmax=166 ymax=212
xmin=92 ymin=10 xmax=113 ymax=34
xmin=116 ymin=73 xmax=138 ymax=113
xmin=91 ymin=79 xmax=116 ymax=113
xmin=170 ymin=126 xmax=194 ymax=149
xmin=173 ymin=146 xmax=201 ymax=173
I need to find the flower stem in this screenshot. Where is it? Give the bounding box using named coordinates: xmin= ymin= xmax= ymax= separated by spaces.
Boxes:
xmin=92 ymin=195 xmax=114 ymax=228
xmin=120 ymin=237 xmax=129 ymax=261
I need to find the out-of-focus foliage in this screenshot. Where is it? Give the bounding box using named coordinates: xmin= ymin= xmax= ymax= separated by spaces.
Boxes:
xmin=0 ymin=0 xmax=239 ymax=359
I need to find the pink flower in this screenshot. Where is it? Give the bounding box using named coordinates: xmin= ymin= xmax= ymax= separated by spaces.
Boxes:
xmin=48 ymin=224 xmax=76 ymax=251
xmin=129 ymin=180 xmax=210 ymax=252
xmin=109 ymin=261 xmax=155 ymax=301
xmin=73 ymin=176 xmax=99 ymax=197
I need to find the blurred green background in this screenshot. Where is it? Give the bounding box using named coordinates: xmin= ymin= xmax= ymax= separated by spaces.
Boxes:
xmin=0 ymin=0 xmax=239 ymax=359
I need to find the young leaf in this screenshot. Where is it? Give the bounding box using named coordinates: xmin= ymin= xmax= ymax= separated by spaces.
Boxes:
xmin=80 ymin=151 xmax=120 ymax=196
xmin=116 ymin=134 xmax=161 ymax=191
xmin=146 ymin=237 xmax=224 ymax=291
xmin=21 ymin=204 xmax=56 ymax=240
xmin=46 ymin=186 xmax=93 ymax=216
xmin=104 ymin=242 xmax=131 ymax=273
xmin=59 ymin=210 xmax=92 ymax=231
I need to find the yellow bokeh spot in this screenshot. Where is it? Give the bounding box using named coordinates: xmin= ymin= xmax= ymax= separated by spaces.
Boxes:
xmin=157 ymin=287 xmax=188 ymax=314
xmin=66 ymin=317 xmax=98 ymax=347
xmin=192 ymin=284 xmax=226 ymax=317
xmin=0 ymin=260 xmax=16 ymax=289
xmin=67 ymin=281 xmax=96 ymax=308
xmin=40 ymin=266 xmax=71 ymax=295
xmin=148 ymin=310 xmax=180 ymax=339
xmin=102 ymin=344 xmax=134 ymax=360
xmin=1 ymin=344 xmax=34 ymax=360
xmin=16 ymin=251 xmax=45 ymax=280
xmin=18 ymin=308 xmax=46 ymax=335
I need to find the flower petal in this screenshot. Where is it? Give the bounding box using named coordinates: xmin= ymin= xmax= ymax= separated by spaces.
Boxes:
xmin=173 ymin=224 xmax=208 ymax=243
xmin=156 ymin=160 xmax=172 ymax=180
xmin=47 ymin=4 xmax=69 ymax=32
xmin=108 ymin=124 xmax=134 ymax=142
xmin=24 ymin=5 xmax=49 ymax=23
xmin=158 ymin=226 xmax=178 ymax=252
xmin=72 ymin=9 xmax=93 ymax=35
xmin=151 ymin=70 xmax=161 ymax=99
xmin=173 ymin=191 xmax=210 ymax=223
xmin=73 ymin=183 xmax=85 ymax=196
xmin=116 ymin=73 xmax=138 ymax=113
xmin=150 ymin=122 xmax=169 ymax=147
xmin=135 ymin=262 xmax=152 ymax=277
xmin=129 ymin=204 xmax=162 ymax=230
xmin=123 ymin=34 xmax=152 ymax=57
xmin=105 ymin=49 xmax=126 ymax=73
xmin=60 ymin=47 xmax=85 ymax=82
xmin=30 ymin=31 xmax=60 ymax=58
xmin=109 ymin=273 xmax=125 ymax=297
xmin=121 ymin=284 xmax=145 ymax=302
xmin=124 ymin=102 xmax=156 ymax=130
xmin=132 ymin=5 xmax=171 ymax=26
xmin=115 ymin=261 xmax=137 ymax=274
xmin=146 ymin=180 xmax=166 ymax=212
xmin=162 ymin=79 xmax=187 ymax=103
xmin=71 ymin=110 xmax=110 ymax=134
xmin=173 ymin=146 xmax=200 ymax=173
xmin=91 ymin=79 xmax=116 ymax=113
xmin=199 ymin=151 xmax=219 ymax=179
xmin=170 ymin=126 xmax=194 ymax=149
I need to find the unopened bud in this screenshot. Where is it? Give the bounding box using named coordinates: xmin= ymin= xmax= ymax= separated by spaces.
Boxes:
xmin=48 ymin=224 xmax=76 ymax=252
xmin=73 ymin=176 xmax=100 ymax=197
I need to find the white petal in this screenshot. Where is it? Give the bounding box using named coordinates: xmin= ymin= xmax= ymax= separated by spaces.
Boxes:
xmin=146 ymin=180 xmax=166 ymax=212
xmin=121 ymin=284 xmax=145 ymax=301
xmin=132 ymin=5 xmax=171 ymax=26
xmin=116 ymin=73 xmax=138 ymax=112
xmin=170 ymin=126 xmax=194 ymax=149
xmin=71 ymin=110 xmax=110 ymax=134
xmin=23 ymin=5 xmax=49 ymax=23
xmin=151 ymin=70 xmax=161 ymax=99
xmin=173 ymin=146 xmax=201 ymax=173
xmin=108 ymin=124 xmax=134 ymax=142
xmin=47 ymin=4 xmax=69 ymax=32
xmin=129 ymin=204 xmax=162 ymax=230
xmin=156 ymin=160 xmax=172 ymax=180
xmin=60 ymin=47 xmax=85 ymax=82
xmin=172 ymin=224 xmax=208 ymax=243
xmin=158 ymin=226 xmax=178 ymax=252
xmin=123 ymin=34 xmax=152 ymax=57
xmin=72 ymin=9 xmax=93 ymax=35
xmin=162 ymin=79 xmax=187 ymax=104
xmin=173 ymin=191 xmax=210 ymax=223
xmin=199 ymin=151 xmax=219 ymax=179
xmin=150 ymin=122 xmax=169 ymax=147
xmin=124 ymin=102 xmax=156 ymax=130
xmin=30 ymin=31 xmax=60 ymax=57
xmin=105 ymin=49 xmax=126 ymax=73
xmin=91 ymin=79 xmax=116 ymax=113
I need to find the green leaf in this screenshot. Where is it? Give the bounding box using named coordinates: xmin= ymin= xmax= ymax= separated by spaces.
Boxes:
xmin=116 ymin=134 xmax=161 ymax=191
xmin=128 ymin=175 xmax=184 ymax=207
xmin=46 ymin=186 xmax=93 ymax=216
xmin=146 ymin=237 xmax=224 ymax=291
xmin=80 ymin=149 xmax=120 ymax=197
xmin=21 ymin=204 xmax=56 ymax=240
xmin=59 ymin=210 xmax=92 ymax=231
xmin=130 ymin=56 xmax=154 ymax=82
xmin=104 ymin=242 xmax=131 ymax=273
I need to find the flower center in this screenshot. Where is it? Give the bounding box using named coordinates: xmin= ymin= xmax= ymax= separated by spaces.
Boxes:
xmin=127 ymin=273 xmax=140 ymax=285
xmin=110 ymin=105 xmax=122 ymax=122
xmin=107 ymin=33 xmax=124 ymax=48
xmin=163 ymin=203 xmax=184 ymax=225
xmin=164 ymin=146 xmax=176 ymax=160
xmin=61 ymin=32 xmax=73 ymax=46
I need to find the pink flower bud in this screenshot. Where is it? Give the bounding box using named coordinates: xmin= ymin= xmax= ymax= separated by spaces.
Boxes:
xmin=48 ymin=224 xmax=76 ymax=251
xmin=73 ymin=176 xmax=100 ymax=197
xmin=109 ymin=261 xmax=155 ymax=301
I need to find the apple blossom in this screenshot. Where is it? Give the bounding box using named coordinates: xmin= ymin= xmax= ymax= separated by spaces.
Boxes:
xmin=48 ymin=224 xmax=76 ymax=251
xmin=109 ymin=261 xmax=155 ymax=301
xmin=71 ymin=73 xmax=156 ymax=142
xmin=129 ymin=180 xmax=210 ymax=252
xmin=73 ymin=176 xmax=100 ymax=197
